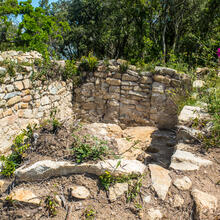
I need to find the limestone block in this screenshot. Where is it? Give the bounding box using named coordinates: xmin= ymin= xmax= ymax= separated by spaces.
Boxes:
xmin=153 ymin=74 xmax=171 ymax=84
xmin=155 ymin=66 xmax=177 ymax=76
xmin=4 ymin=91 xmax=21 ymax=100
xmin=6 ymin=85 xmax=14 ymax=92
xmin=23 ymin=79 xmax=32 ymax=89
xmin=140 ymin=76 xmax=152 ymax=84
xmin=106 ymin=78 xmax=121 ymax=86
xmin=152 ymin=82 xmax=165 ymax=94
xmin=14 ymin=81 xmax=24 ymax=90
xmin=122 ymin=74 xmax=138 ymax=82
xmin=7 ymin=96 xmax=21 ymax=106
xmin=22 ymin=95 xmax=32 ymax=102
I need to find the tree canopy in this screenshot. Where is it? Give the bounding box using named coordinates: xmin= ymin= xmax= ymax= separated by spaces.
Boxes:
xmin=0 ymin=0 xmax=219 ymax=66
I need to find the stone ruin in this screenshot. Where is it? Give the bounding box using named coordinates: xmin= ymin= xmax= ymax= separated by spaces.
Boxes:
xmin=0 ymin=51 xmax=190 ymax=154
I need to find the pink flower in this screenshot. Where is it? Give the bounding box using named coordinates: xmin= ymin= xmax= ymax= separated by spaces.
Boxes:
xmin=217 ymin=48 xmax=220 ymax=57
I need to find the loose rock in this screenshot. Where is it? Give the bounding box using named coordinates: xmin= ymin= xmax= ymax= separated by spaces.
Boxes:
xmin=149 ymin=164 xmax=171 ymax=200
xmin=109 ymin=183 xmax=128 ymax=202
xmin=173 ymin=176 xmax=192 ymax=190
xmin=15 ymin=159 xmax=147 ymax=181
xmin=70 ymin=186 xmax=90 ymax=199
xmin=173 ymin=194 xmax=184 ymax=207
xmin=9 ymin=188 xmax=40 ymax=205
xmin=191 ymin=189 xmax=218 ymax=219
xmin=170 ymin=150 xmax=212 ymax=171
xmin=147 ymin=208 xmax=163 ymax=220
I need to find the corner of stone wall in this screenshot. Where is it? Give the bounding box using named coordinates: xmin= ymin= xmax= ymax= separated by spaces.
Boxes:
xmin=0 ymin=51 xmax=74 ymax=154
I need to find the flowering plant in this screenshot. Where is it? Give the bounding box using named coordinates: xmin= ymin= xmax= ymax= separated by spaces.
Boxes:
xmin=217 ymin=48 xmax=220 ymax=57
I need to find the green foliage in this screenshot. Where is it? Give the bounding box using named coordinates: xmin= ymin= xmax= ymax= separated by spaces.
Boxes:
xmin=99 ymin=170 xmax=139 ymax=191
xmin=45 ymin=195 xmax=58 ymax=217
xmin=99 ymin=171 xmax=114 ymax=191
xmin=72 ymin=134 xmax=108 ymax=163
xmin=0 ymin=124 xmax=35 ymax=177
xmin=126 ymin=175 xmax=143 ymax=202
xmin=83 ymin=208 xmax=96 ymax=220
xmin=31 ymin=58 xmax=80 ymax=83
xmin=79 ymin=52 xmax=98 ymax=72
xmin=174 ymin=67 xmax=219 ymax=150
xmin=0 ymin=0 xmax=70 ymax=57
xmin=62 ymin=60 xmax=78 ymax=81
xmin=49 ymin=108 xmax=61 ymax=133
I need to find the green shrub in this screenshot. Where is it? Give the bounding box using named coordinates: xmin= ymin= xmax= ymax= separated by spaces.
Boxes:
xmin=0 ymin=125 xmax=35 ymax=177
xmin=79 ymin=52 xmax=98 ymax=72
xmin=62 ymin=60 xmax=78 ymax=81
xmin=72 ymin=134 xmax=108 ymax=163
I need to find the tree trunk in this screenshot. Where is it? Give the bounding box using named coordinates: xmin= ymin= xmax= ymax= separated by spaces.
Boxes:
xmin=162 ymin=24 xmax=167 ymax=64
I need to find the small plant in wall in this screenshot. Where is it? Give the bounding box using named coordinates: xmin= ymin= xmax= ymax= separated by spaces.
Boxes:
xmin=79 ymin=52 xmax=98 ymax=72
xmin=119 ymin=61 xmax=129 ymax=73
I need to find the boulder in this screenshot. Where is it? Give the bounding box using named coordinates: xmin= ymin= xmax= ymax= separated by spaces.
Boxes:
xmin=196 ymin=67 xmax=209 ymax=76
xmin=155 ymin=66 xmax=177 ymax=76
xmin=177 ymin=125 xmax=202 ymax=143
xmin=193 ymin=80 xmax=205 ymax=88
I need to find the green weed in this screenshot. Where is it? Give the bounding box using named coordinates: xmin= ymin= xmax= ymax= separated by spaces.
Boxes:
xmin=45 ymin=195 xmax=58 ymax=217
xmin=83 ymin=208 xmax=96 ymax=220
xmin=49 ymin=109 xmax=61 ymax=133
xmin=72 ymin=134 xmax=108 ymax=163
xmin=99 ymin=171 xmax=139 ymax=191
xmin=126 ymin=175 xmax=143 ymax=203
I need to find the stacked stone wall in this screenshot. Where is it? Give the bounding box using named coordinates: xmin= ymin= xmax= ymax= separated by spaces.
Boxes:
xmin=73 ymin=60 xmax=190 ymax=129
xmin=0 ymin=51 xmax=73 ymax=154
xmin=0 ymin=51 xmax=190 ymax=154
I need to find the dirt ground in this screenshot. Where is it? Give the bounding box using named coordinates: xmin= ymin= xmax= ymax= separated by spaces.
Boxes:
xmin=0 ymin=122 xmax=219 ymax=220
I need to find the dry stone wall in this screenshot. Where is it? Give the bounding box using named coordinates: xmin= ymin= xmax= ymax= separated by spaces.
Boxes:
xmin=73 ymin=60 xmax=190 ymax=129
xmin=0 ymin=51 xmax=73 ymax=154
xmin=0 ymin=51 xmax=190 ymax=155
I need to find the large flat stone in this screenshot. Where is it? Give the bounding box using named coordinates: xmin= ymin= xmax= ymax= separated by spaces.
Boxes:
xmin=15 ymin=159 xmax=146 ymax=182
xmin=149 ymin=164 xmax=171 ymax=200
xmin=9 ymin=188 xmax=40 ymax=205
xmin=170 ymin=150 xmax=212 ymax=171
